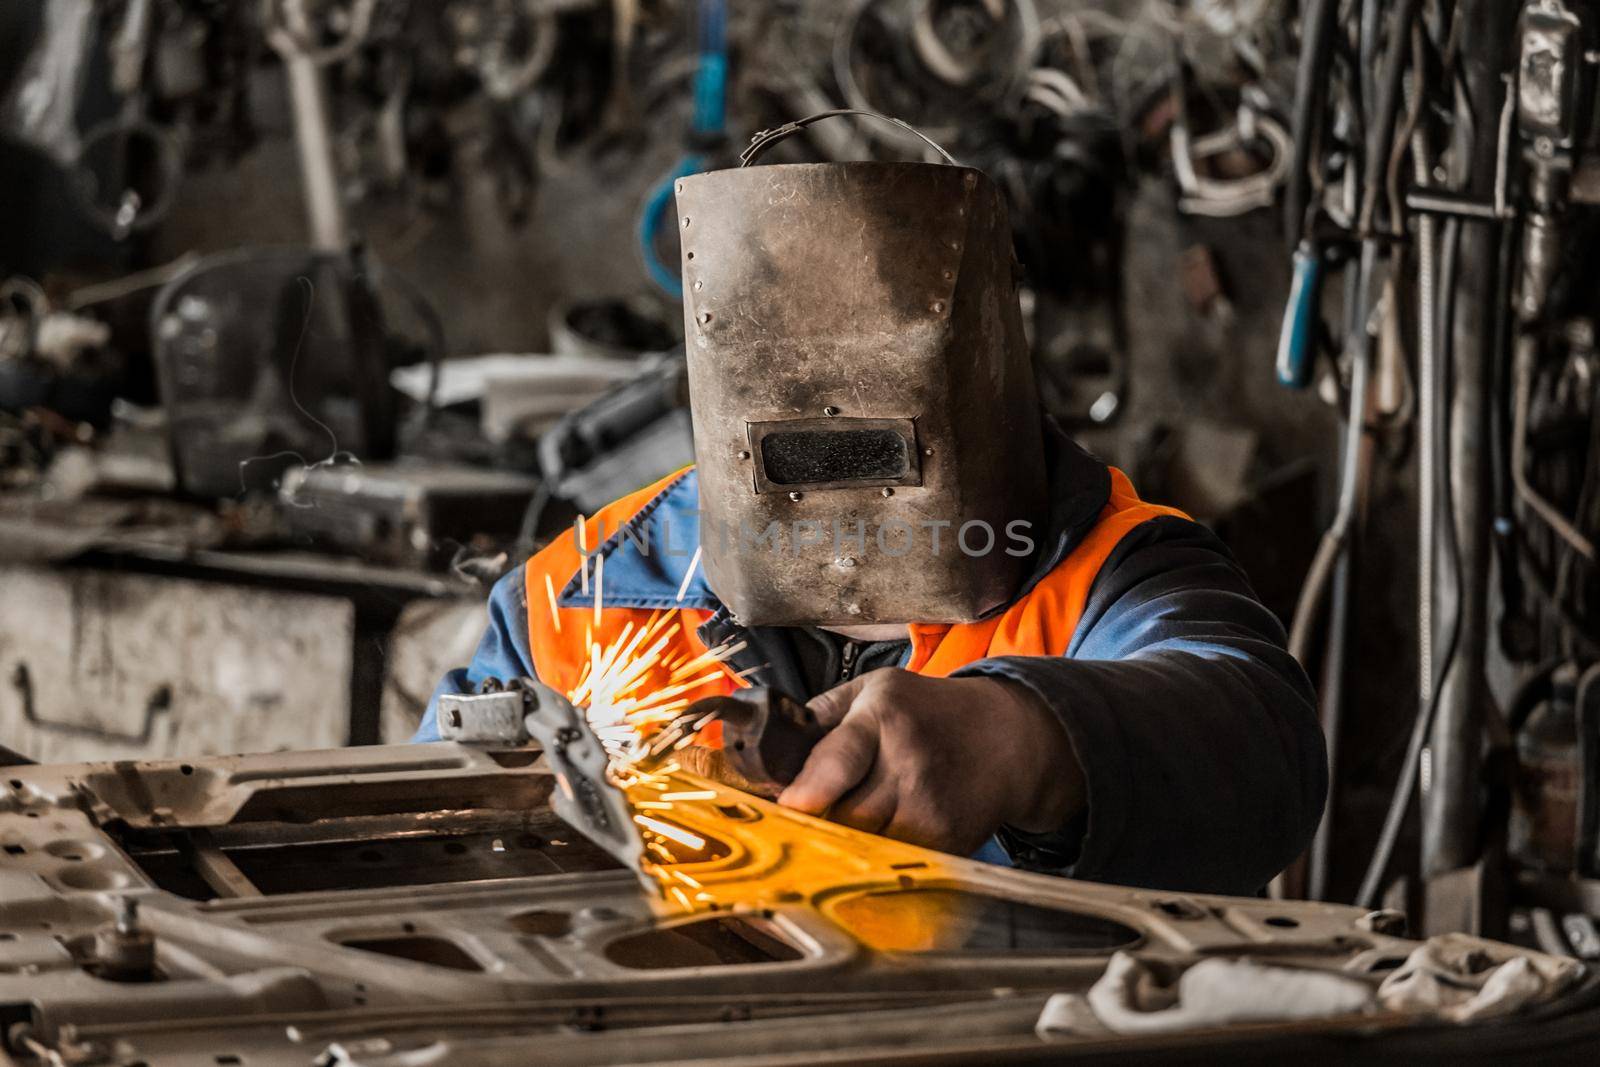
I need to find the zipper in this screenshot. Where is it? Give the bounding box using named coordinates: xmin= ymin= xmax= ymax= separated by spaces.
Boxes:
xmin=839 ymin=639 xmax=860 ymax=683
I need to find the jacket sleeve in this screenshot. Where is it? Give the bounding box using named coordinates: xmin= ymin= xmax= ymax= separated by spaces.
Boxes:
xmin=411 ymin=566 xmax=537 ymax=742
xmin=957 ymin=515 xmax=1327 ymax=896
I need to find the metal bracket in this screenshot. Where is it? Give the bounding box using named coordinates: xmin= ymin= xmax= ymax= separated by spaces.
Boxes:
xmin=438 ymin=678 xmax=647 ymax=879
xmin=521 ymin=682 xmax=647 ymax=878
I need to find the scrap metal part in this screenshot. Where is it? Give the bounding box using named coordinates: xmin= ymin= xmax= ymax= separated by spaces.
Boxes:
xmin=0 ymin=742 xmax=1593 ymax=1066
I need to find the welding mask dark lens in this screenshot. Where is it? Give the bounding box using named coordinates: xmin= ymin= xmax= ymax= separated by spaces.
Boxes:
xmin=760 ymin=428 xmax=909 ymax=486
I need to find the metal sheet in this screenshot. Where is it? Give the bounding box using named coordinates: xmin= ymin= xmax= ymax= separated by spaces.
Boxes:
xmin=0 ymin=743 xmax=1586 ymax=1066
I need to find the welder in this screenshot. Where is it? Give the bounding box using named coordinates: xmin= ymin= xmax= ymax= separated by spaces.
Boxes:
xmin=417 ymin=136 xmax=1327 ymax=896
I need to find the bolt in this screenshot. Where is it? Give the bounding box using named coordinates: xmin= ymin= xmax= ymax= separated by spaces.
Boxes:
xmin=788 ymin=491 xmax=803 ymax=502
xmin=942 ymin=270 xmax=953 ymax=280
xmin=823 ymin=405 xmax=840 ymax=416
xmin=881 ymin=487 xmax=894 ymax=497
xmin=693 ymin=280 xmax=703 ymax=291
xmin=699 ymin=311 xmax=713 ymax=324
xmin=923 ymin=447 xmax=934 ymax=456
xmin=737 ymin=450 xmax=751 ymax=460
xmin=835 ymin=557 xmax=857 ymax=568
xmin=930 ymin=301 xmax=945 ymax=313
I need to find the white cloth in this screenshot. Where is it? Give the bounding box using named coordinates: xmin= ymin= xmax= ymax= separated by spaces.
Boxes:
xmin=1036 ymin=934 xmax=1585 ymax=1038
xmin=1037 ymin=952 xmax=1373 ymax=1037
xmin=1377 ymin=932 xmax=1586 ymax=1022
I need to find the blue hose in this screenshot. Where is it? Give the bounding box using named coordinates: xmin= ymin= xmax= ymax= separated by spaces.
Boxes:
xmin=639 ymin=0 xmax=727 ymax=296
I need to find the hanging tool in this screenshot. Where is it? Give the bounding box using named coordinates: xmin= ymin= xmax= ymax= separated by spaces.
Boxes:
xmin=1274 ymin=240 xmax=1323 ymax=389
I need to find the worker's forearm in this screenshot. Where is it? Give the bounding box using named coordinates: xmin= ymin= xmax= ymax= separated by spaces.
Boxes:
xmin=965 ymin=648 xmax=1325 ymax=895
xmin=984 ymin=676 xmax=1087 ymax=834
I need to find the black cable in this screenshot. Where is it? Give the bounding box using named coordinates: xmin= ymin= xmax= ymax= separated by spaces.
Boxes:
xmin=1357 ymin=0 xmax=1424 ymax=236
xmin=1283 ymin=0 xmax=1344 ymax=242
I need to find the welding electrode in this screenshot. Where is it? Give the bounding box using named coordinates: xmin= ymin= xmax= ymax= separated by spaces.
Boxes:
xmin=687 ymin=687 xmax=828 ymax=791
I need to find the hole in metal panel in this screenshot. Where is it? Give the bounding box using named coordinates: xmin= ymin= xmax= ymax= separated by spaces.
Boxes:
xmin=761 ymin=428 xmax=910 ymax=486
xmin=488 ymin=750 xmax=540 ymax=768
xmin=830 ymin=888 xmax=1141 ymax=954
xmin=339 ymin=935 xmax=482 ymax=972
xmin=605 ymin=916 xmax=803 ymax=969
xmin=1263 ymin=916 xmax=1300 ymax=928
xmin=1153 ymin=899 xmax=1205 ymax=920
xmin=108 ymin=816 xmax=623 ymax=900
xmin=509 ymin=910 xmax=573 ymax=937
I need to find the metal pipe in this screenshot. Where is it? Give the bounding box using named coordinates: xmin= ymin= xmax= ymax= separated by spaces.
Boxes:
xmin=268 ymin=0 xmax=350 ymax=252
xmin=1421 ymin=0 xmax=1505 ymax=883
xmin=1415 ymin=127 xmax=1439 ymax=748
xmin=1406 ymin=189 xmax=1503 ymax=219
xmin=281 ymin=48 xmax=347 ymax=252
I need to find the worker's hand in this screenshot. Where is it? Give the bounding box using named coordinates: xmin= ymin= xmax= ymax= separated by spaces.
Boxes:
xmin=776 ymin=669 xmax=1085 ymax=855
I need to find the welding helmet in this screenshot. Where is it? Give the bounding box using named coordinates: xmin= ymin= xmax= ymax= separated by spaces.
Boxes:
xmin=675 ymin=112 xmax=1047 ymax=626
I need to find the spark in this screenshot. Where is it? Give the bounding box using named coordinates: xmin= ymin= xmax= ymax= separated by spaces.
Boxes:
xmin=577 ymin=514 xmax=589 ymax=594
xmin=551 ymin=598 xmax=746 ymax=904
xmin=675 ymin=545 xmax=703 ymax=601
xmin=544 ymin=573 xmax=562 ymax=633
xmin=634 ymin=815 xmax=707 ymax=851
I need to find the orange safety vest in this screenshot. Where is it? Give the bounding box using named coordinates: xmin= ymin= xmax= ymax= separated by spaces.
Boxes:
xmin=524 ymin=466 xmax=1187 ymax=733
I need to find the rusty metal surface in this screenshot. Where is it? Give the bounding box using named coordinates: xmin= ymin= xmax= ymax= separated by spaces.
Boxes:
xmin=677 ymin=161 xmax=1046 ymax=625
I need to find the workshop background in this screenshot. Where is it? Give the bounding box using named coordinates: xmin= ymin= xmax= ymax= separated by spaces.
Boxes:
xmin=2 ymin=0 xmax=1597 ymax=947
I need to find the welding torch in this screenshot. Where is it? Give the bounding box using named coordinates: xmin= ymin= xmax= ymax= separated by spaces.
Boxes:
xmin=676 ymin=687 xmax=829 ymax=797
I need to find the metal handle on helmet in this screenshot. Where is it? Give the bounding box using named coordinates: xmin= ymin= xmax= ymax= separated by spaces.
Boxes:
xmin=738 ymin=109 xmax=962 ymax=168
